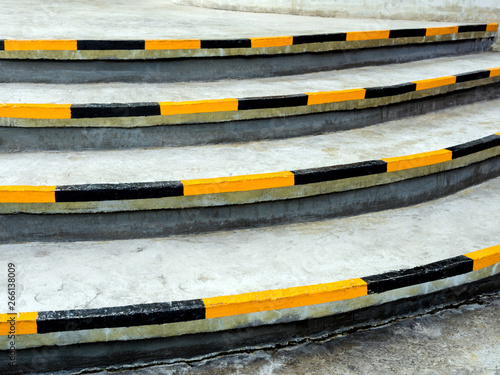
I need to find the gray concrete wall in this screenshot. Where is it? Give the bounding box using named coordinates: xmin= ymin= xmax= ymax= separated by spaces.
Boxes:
xmin=172 ymin=0 xmax=500 ymax=49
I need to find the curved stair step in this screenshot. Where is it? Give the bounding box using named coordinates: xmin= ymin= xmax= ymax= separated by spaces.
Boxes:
xmin=1 ymin=53 xmax=499 ymax=151
xmin=1 ymin=99 xmax=499 ymax=242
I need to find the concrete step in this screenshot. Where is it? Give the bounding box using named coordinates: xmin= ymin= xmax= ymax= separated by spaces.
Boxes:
xmin=3 ymin=98 xmax=500 ymax=185
xmin=1 ymin=99 xmax=499 ymax=242
xmin=1 ymin=175 xmax=499 ymax=365
xmin=1 ymin=52 xmax=499 ymax=151
xmin=0 ymin=0 xmax=496 ymax=82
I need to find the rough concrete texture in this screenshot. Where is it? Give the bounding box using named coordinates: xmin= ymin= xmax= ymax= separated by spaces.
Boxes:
xmin=1 ymin=175 xmax=499 ymax=314
xmin=1 ymin=98 xmax=499 ymax=185
xmin=2 ymin=53 xmax=499 ymax=104
xmin=170 ymin=0 xmax=500 ymax=51
xmin=96 ymin=294 xmax=500 ymax=375
xmin=0 ymin=0 xmax=464 ymax=40
xmin=172 ymin=0 xmax=500 ymax=26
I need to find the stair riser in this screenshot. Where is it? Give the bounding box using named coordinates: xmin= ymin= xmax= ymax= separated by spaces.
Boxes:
xmin=1 ymin=155 xmax=499 ymax=243
xmin=2 ymin=270 xmax=498 ymax=374
xmin=0 ymin=38 xmax=494 ymax=84
xmin=2 ymin=81 xmax=499 ymax=151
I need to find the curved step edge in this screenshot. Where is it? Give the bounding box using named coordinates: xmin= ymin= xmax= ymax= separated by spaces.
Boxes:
xmin=0 ymin=24 xmax=496 ymax=60
xmin=0 ymin=133 xmax=499 ymax=242
xmin=1 ymin=245 xmax=498 ymax=350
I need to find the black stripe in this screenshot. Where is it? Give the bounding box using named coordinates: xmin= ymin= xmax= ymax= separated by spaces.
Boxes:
xmin=364 ymin=82 xmax=417 ymax=99
xmin=36 ymin=299 xmax=205 ymax=334
xmin=362 ymin=256 xmax=474 ymax=294
xmin=77 ymin=40 xmax=145 ymax=50
xmin=238 ymin=94 xmax=309 ymax=110
xmin=458 ymin=24 xmax=488 ymax=33
xmin=55 ymin=181 xmax=184 ymax=202
xmin=71 ymin=102 xmax=161 ymax=118
xmin=446 ymin=134 xmax=500 ymax=159
xmin=0 ymin=40 xmax=4 ymax=51
xmin=293 ymin=33 xmax=346 ymax=45
xmin=455 ymin=70 xmax=491 ymax=83
xmin=200 ymin=39 xmax=251 ymax=48
xmin=293 ymin=160 xmax=387 ymax=185
xmin=389 ymin=29 xmax=427 ymax=38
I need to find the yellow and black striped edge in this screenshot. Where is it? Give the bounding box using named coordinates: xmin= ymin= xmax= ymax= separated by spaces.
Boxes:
xmin=1 ymin=132 xmax=499 ymax=204
xmin=1 ymin=244 xmax=498 ymax=336
xmin=0 ymin=23 xmax=496 ymax=52
xmin=1 ymin=66 xmax=499 ymax=121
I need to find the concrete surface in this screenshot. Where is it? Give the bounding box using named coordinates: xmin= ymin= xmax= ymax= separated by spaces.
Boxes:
xmin=1 ymin=53 xmax=499 ymax=104
xmin=96 ymin=293 xmax=500 ymax=375
xmin=1 ymin=175 xmax=499 ymax=313
xmin=0 ymin=0 xmax=463 ymax=40
xmin=172 ymin=0 xmax=500 ymax=25
xmin=1 ymin=98 xmax=499 ymax=185
xmin=2 ymin=40 xmax=493 ymax=84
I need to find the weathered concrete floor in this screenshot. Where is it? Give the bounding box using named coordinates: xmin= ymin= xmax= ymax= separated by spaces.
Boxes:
xmin=0 ymin=0 xmax=463 ymax=40
xmin=0 ymin=176 xmax=499 ymax=313
xmin=94 ymin=294 xmax=500 ymax=375
xmin=2 ymin=53 xmax=499 ymax=103
xmin=1 ymin=98 xmax=499 ymax=185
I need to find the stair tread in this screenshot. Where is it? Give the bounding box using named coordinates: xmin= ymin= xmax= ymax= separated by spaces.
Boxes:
xmin=1 ymin=176 xmax=498 ymax=313
xmin=1 ymin=0 xmax=466 ymax=40
xmin=1 ymin=98 xmax=499 ymax=185
xmin=1 ymin=53 xmax=498 ymax=104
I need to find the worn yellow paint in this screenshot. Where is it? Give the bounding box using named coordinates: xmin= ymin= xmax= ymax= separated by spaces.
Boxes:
xmin=250 ymin=36 xmax=293 ymax=48
xmin=426 ymin=26 xmax=459 ymax=36
xmin=346 ymin=30 xmax=390 ymax=41
xmin=4 ymin=40 xmax=77 ymax=51
xmin=0 ymin=103 xmax=72 ymax=119
xmin=413 ymin=76 xmax=457 ymax=91
xmin=382 ymin=149 xmax=453 ymax=172
xmin=0 ymin=312 xmax=38 ymax=336
xmin=145 ymin=39 xmax=201 ymax=50
xmin=465 ymin=245 xmax=500 ymax=271
xmin=0 ymin=185 xmax=56 ymax=203
xmin=489 ymin=67 xmax=500 ymax=78
xmin=182 ymin=171 xmax=294 ymax=196
xmin=486 ymin=23 xmax=499 ymax=32
xmin=203 ymin=278 xmax=368 ymax=319
xmin=159 ymin=98 xmax=238 ymax=116
xmin=306 ymin=89 xmax=366 ymax=105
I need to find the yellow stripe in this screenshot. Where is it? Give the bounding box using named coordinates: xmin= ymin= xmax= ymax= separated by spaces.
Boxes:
xmin=0 ymin=185 xmax=57 ymax=203
xmin=306 ymin=89 xmax=366 ymax=105
xmin=382 ymin=149 xmax=452 ymax=172
xmin=0 ymin=103 xmax=72 ymax=119
xmin=203 ymin=278 xmax=367 ymax=319
xmin=489 ymin=67 xmax=500 ymax=78
xmin=346 ymin=30 xmax=390 ymax=41
xmin=145 ymin=39 xmax=201 ymax=50
xmin=182 ymin=171 xmax=294 ymax=196
xmin=413 ymin=76 xmax=457 ymax=91
xmin=0 ymin=312 xmax=38 ymax=335
xmin=486 ymin=23 xmax=499 ymax=32
xmin=4 ymin=40 xmax=77 ymax=51
xmin=250 ymin=36 xmax=293 ymax=48
xmin=465 ymin=245 xmax=500 ymax=271
xmin=426 ymin=26 xmax=459 ymax=36
xmin=159 ymin=98 xmax=238 ymax=116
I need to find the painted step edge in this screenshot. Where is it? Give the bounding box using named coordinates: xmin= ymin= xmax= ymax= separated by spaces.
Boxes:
xmin=2 ymin=82 xmax=499 ymax=151
xmin=2 ymin=67 xmax=499 ymax=129
xmin=0 ymin=39 xmax=494 ymax=86
xmin=0 ymin=24 xmax=496 ymax=60
xmin=1 ymin=132 xmax=499 ymax=214
xmin=1 ymin=244 xmax=498 ymax=350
